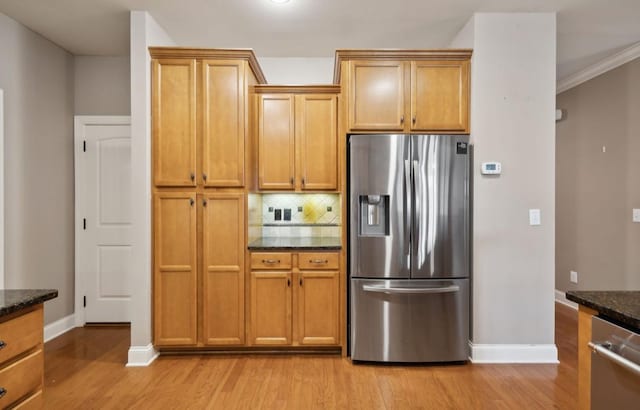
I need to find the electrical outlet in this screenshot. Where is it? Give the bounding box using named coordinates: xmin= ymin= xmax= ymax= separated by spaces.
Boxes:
xmin=529 ymin=209 xmax=541 ymax=226
xmin=633 ymin=208 xmax=640 ymax=223
xmin=570 ymin=270 xmax=578 ymax=284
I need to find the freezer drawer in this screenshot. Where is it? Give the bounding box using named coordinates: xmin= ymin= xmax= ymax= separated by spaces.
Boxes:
xmin=350 ymin=278 xmax=469 ymax=362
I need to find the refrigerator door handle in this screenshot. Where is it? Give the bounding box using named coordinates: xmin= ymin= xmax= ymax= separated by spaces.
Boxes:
xmin=362 ymin=284 xmax=460 ymax=294
xmin=404 ymin=159 xmax=412 ymax=266
xmin=412 ymin=159 xmax=421 ymax=269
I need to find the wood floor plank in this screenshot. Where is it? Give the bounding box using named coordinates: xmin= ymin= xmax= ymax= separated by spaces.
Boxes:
xmin=43 ymin=303 xmax=578 ymax=409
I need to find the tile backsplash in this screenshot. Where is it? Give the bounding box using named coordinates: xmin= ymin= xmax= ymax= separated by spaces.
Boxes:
xmin=248 ymin=193 xmax=341 ymax=239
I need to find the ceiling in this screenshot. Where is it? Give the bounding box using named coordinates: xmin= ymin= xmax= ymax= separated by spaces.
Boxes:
xmin=0 ymin=0 xmax=639 ymax=80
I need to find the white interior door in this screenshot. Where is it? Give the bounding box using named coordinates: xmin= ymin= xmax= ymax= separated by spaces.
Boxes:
xmin=75 ymin=116 xmax=131 ymax=323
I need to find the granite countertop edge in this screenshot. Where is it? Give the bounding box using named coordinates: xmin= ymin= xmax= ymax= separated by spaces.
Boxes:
xmin=566 ymin=290 xmax=640 ymax=331
xmin=0 ymin=289 xmax=59 ymax=318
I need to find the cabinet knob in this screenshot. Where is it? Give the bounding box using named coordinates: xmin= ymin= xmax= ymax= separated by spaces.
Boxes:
xmin=290 ymin=177 xmax=294 ymax=185
xmin=400 ymin=115 xmax=405 ymax=124
xmin=202 ymin=199 xmax=207 ymax=207
xmin=190 ymin=172 xmax=195 ymax=182
xmin=202 ymin=173 xmax=208 ymax=182
xmin=299 ymin=278 xmax=303 ymax=286
xmin=0 ymin=340 xmax=5 ymax=350
xmin=0 ymin=388 xmax=6 ymax=398
xmin=301 ymin=178 xmax=305 ymax=186
xmin=412 ymin=115 xmax=416 ymax=124
xmin=287 ymin=279 xmax=291 ymax=287
xmin=189 ymin=198 xmax=195 ymax=206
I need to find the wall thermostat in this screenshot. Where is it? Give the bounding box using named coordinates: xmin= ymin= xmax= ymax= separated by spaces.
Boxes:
xmin=481 ymin=162 xmax=502 ymax=175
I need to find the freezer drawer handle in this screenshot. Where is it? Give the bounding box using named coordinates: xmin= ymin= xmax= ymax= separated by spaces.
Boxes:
xmin=588 ymin=341 xmax=640 ymax=377
xmin=362 ymin=285 xmax=459 ymax=295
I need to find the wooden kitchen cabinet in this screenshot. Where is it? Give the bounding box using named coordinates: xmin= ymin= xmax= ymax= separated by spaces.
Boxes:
xmin=152 ymin=59 xmax=197 ymax=186
xmin=153 ymin=192 xmax=198 ymax=346
xmin=250 ymin=271 xmax=292 ymax=345
xmin=337 ymin=50 xmax=472 ymax=134
xmin=151 ymin=48 xmax=266 ymax=349
xmin=202 ymin=192 xmax=245 ymax=345
xmin=256 ymin=86 xmax=339 ymax=191
xmin=152 ymin=49 xmax=266 ymax=188
xmin=249 ymin=251 xmax=340 ymax=347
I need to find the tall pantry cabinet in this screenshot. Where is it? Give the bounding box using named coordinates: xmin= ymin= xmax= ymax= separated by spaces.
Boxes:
xmin=150 ymin=48 xmax=266 ymax=347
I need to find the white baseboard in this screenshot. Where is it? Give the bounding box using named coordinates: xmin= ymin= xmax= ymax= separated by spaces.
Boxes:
xmin=126 ymin=344 xmax=158 ymax=367
xmin=555 ymin=289 xmax=578 ymax=310
xmin=44 ymin=314 xmax=77 ymax=342
xmin=470 ymin=342 xmax=559 ymax=363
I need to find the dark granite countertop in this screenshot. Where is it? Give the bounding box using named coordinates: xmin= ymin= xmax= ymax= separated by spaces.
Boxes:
xmin=566 ymin=291 xmax=639 ymax=332
xmin=0 ymin=289 xmax=58 ymax=318
xmin=248 ymin=237 xmax=341 ymax=250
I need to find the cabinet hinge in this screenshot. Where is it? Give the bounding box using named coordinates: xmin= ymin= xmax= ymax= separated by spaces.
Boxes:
xmin=83 ymin=218 xmax=86 ymax=230
xmin=83 ymin=140 xmax=86 ymax=152
xmin=83 ymin=296 xmax=86 ymax=307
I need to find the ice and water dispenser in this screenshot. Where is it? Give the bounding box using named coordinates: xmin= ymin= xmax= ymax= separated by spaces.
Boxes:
xmin=359 ymin=195 xmax=389 ymax=236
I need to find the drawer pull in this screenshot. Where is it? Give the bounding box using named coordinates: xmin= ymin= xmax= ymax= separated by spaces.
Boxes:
xmin=262 ymin=259 xmax=280 ymax=264
xmin=0 ymin=340 xmax=5 ymax=349
xmin=309 ymin=259 xmax=328 ymax=264
xmin=0 ymin=388 xmax=6 ymax=398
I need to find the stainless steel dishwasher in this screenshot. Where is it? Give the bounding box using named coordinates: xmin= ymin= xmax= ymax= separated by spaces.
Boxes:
xmin=589 ymin=316 xmax=640 ymax=409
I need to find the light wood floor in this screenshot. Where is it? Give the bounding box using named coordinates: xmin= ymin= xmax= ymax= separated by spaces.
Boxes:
xmin=43 ymin=303 xmax=578 ymax=409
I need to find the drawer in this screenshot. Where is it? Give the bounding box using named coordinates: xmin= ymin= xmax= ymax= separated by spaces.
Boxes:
xmin=0 ymin=307 xmax=42 ymax=365
xmin=251 ymin=253 xmax=292 ymax=270
xmin=12 ymin=390 xmax=42 ymax=410
xmin=299 ymin=252 xmax=339 ymax=270
xmin=0 ymin=350 xmax=43 ymax=408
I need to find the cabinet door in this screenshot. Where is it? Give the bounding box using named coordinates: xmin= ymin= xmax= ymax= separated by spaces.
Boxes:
xmin=202 ymin=193 xmax=245 ymax=345
xmin=296 ymin=94 xmax=338 ymax=191
xmin=152 ymin=59 xmax=197 ymax=186
xmin=297 ymin=271 xmax=339 ymax=345
xmin=153 ymin=193 xmax=197 ymax=346
xmin=258 ymin=94 xmax=295 ymax=190
xmin=348 ymin=61 xmax=405 ymax=131
xmin=202 ymin=60 xmax=245 ymax=187
xmin=250 ymin=271 xmax=292 ymax=345
xmin=411 ymin=60 xmax=470 ymax=132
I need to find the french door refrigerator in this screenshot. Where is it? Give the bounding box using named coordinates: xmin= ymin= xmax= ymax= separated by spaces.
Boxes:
xmin=349 ymin=134 xmax=470 ymax=363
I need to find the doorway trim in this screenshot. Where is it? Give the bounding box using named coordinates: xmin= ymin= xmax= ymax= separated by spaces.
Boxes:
xmin=74 ymin=115 xmax=132 ymax=326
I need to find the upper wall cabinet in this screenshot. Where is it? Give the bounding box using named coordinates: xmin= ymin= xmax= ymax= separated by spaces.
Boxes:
xmin=256 ymin=86 xmax=339 ymax=191
xmin=336 ymin=50 xmax=472 ymax=134
xmin=151 ymin=48 xmax=267 ymax=188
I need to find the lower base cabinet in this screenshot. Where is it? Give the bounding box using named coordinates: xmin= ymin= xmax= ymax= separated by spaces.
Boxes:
xmin=250 ymin=252 xmax=340 ymax=347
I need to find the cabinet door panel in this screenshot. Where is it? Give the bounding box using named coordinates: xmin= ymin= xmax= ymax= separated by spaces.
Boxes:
xmin=154 ymin=193 xmax=197 ymax=345
xmin=202 ymin=60 xmax=245 ymax=187
xmin=202 ymin=193 xmax=245 ymax=345
xmin=152 ymin=59 xmax=197 ymax=186
xmin=258 ymin=94 xmax=295 ymax=190
xmin=349 ymin=61 xmax=405 ymax=131
xmin=296 ymin=94 xmax=338 ymax=190
xmin=298 ymin=271 xmax=339 ymax=345
xmin=411 ymin=60 xmax=470 ymax=132
xmin=250 ymin=272 xmax=292 ymax=345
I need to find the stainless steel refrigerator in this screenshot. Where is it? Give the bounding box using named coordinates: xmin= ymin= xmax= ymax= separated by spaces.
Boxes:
xmin=349 ymin=134 xmax=470 ymax=363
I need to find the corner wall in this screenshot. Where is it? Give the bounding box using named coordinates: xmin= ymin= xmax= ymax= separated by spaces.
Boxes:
xmin=556 ymin=57 xmax=640 ymax=292
xmin=128 ymin=10 xmax=175 ymax=366
xmin=0 ymin=12 xmax=75 ymax=324
xmin=451 ymin=13 xmax=557 ymax=362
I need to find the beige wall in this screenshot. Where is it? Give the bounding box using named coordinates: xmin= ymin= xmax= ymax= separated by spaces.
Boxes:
xmin=556 ymin=57 xmax=640 ymax=292
xmin=74 ymin=56 xmax=130 ymax=115
xmin=0 ymin=12 xmax=75 ymax=324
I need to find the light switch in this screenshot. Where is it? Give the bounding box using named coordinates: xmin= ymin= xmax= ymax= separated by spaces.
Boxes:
xmin=633 ymin=209 xmax=640 ymax=223
xmin=529 ymin=209 xmax=541 ymax=226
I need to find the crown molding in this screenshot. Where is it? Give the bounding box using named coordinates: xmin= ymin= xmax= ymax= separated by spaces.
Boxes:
xmin=557 ymin=42 xmax=640 ymax=94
